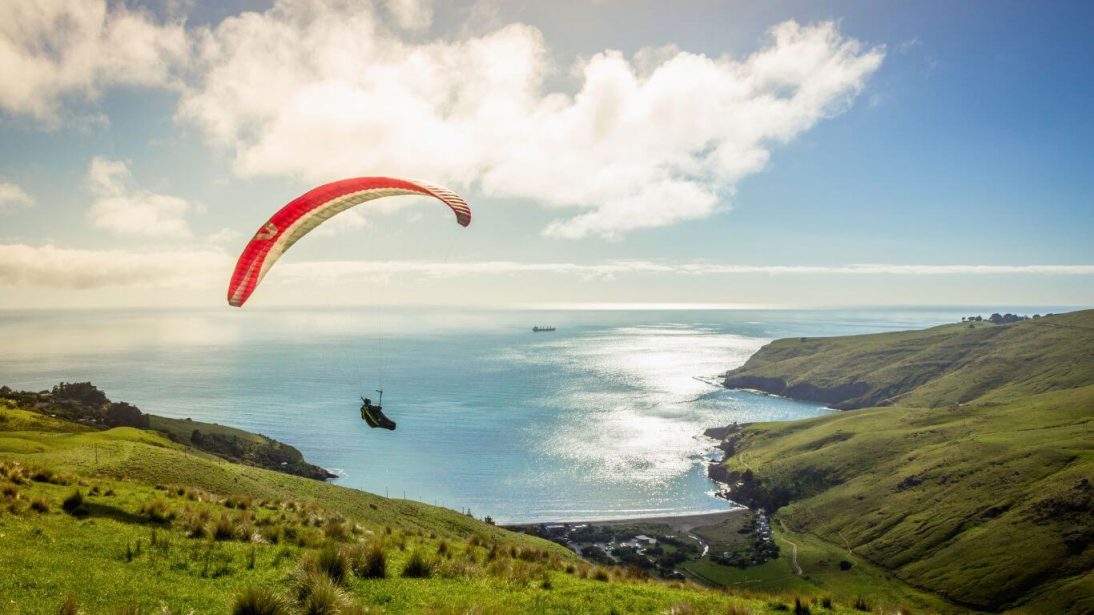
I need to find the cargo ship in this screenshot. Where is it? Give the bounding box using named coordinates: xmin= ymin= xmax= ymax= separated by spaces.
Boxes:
xmin=532 ymin=326 xmax=556 ymax=332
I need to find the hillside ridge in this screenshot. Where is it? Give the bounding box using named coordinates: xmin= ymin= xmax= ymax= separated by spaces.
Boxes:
xmin=708 ymin=309 xmax=1094 ymax=613
xmin=722 ymin=310 xmax=1094 ymax=409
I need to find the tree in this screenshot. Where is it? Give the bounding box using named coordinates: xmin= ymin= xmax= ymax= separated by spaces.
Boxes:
xmin=52 ymin=382 xmax=108 ymax=406
xmin=989 ymin=313 xmax=1004 ymax=325
xmin=191 ymin=429 xmax=205 ymax=445
xmin=104 ymin=402 xmax=149 ymax=428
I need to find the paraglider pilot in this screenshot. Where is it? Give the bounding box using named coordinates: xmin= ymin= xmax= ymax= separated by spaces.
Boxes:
xmin=360 ymin=389 xmax=396 ymax=431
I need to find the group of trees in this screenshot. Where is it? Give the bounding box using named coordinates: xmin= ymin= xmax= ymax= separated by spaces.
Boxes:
xmin=49 ymin=382 xmax=149 ymax=428
xmin=962 ymin=313 xmax=1051 ymax=325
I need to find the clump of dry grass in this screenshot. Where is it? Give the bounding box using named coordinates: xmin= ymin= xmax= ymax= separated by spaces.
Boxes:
xmin=56 ymin=595 xmax=81 ymax=615
xmin=140 ymin=499 xmax=175 ymax=523
xmin=29 ymin=495 xmax=49 ymax=513
xmin=299 ymin=546 xmax=350 ymax=585
xmin=231 ymin=586 xmax=288 ymax=615
xmin=347 ymin=542 xmax=386 ymax=579
xmin=213 ymin=513 xmax=237 ymax=541
xmin=401 ymin=551 xmax=433 ymax=579
xmin=2 ymin=482 xmax=19 ymax=500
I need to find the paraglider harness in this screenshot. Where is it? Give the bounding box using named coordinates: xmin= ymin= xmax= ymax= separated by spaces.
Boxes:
xmin=360 ymin=389 xmax=396 ymax=431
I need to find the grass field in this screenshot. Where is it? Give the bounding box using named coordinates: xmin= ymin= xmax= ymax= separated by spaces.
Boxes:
xmin=711 ymin=310 xmax=1094 ymax=613
xmin=1 ymin=399 xmax=873 ymax=614
xmin=680 ymin=523 xmax=961 ymax=614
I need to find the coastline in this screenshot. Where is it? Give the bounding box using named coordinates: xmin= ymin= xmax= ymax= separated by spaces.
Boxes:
xmin=502 ymin=509 xmax=745 ymax=533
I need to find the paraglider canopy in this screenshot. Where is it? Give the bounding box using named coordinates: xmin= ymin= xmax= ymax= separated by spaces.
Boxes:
xmin=227 ymin=176 xmax=471 ymax=307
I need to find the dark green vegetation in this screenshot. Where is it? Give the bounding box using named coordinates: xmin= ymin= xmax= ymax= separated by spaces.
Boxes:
xmin=0 ymin=394 xmax=870 ymax=614
xmin=1 ymin=383 xmax=335 ymax=479
xmin=711 ymin=310 xmax=1094 ymax=613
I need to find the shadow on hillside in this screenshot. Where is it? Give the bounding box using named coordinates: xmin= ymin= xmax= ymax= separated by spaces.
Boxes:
xmin=69 ymin=501 xmax=162 ymax=527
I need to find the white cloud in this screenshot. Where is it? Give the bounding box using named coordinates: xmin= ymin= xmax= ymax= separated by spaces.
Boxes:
xmin=0 ymin=182 xmax=33 ymax=212
xmin=86 ymin=157 xmax=193 ymax=238
xmin=384 ymin=0 xmax=433 ymax=30
xmin=0 ymin=244 xmax=228 ymax=289
xmin=2 ymin=244 xmax=1090 ymax=291
xmin=0 ymin=0 xmax=188 ymax=123
xmin=178 ymin=1 xmax=884 ymax=238
xmin=275 ymin=260 xmax=1094 ymax=281
xmin=206 ymin=227 xmax=242 ymax=244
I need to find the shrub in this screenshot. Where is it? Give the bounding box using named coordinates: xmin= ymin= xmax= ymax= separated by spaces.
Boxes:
xmin=839 ymin=560 xmax=853 ymax=571
xmin=793 ymin=597 xmax=811 ymax=615
xmin=401 ymin=551 xmax=433 ymax=578
xmin=820 ymin=596 xmax=833 ymax=609
xmin=2 ymin=482 xmax=19 ymax=499
xmin=349 ymin=543 xmax=386 ymax=579
xmin=62 ymin=490 xmax=86 ymax=515
xmin=592 ymin=568 xmax=610 ymax=582
xmin=231 ymin=586 xmax=288 ymax=615
xmin=853 ymin=598 xmax=871 ymax=612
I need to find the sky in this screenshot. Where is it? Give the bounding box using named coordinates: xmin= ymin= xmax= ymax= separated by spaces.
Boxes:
xmin=0 ymin=0 xmax=1092 ymax=309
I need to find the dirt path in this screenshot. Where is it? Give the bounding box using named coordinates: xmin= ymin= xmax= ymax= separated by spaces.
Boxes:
xmin=781 ymin=537 xmax=803 ymax=576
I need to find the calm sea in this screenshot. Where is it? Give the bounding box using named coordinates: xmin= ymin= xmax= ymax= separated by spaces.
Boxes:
xmin=0 ymin=306 xmax=1010 ymax=522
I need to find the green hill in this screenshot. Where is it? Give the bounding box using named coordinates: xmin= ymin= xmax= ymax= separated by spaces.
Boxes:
xmin=709 ymin=310 xmax=1094 ymax=613
xmin=0 ymin=393 xmax=849 ymax=614
xmin=723 ymin=311 xmax=1094 ymax=409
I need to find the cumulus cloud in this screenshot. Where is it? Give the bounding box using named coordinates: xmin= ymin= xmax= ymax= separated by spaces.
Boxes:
xmin=0 ymin=244 xmax=228 ymax=289
xmin=177 ymin=1 xmax=885 ymax=238
xmin=0 ymin=182 xmax=33 ymax=212
xmin=86 ymin=157 xmax=193 ymax=238
xmin=384 ymin=0 xmax=433 ymax=30
xmin=0 ymin=0 xmax=188 ymax=123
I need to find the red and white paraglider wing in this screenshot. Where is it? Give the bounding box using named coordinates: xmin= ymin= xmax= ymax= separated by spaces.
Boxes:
xmin=227 ymin=177 xmax=471 ymax=307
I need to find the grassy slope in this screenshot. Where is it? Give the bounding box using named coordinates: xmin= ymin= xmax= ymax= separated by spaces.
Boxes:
xmin=724 ymin=311 xmax=1094 ymax=409
xmin=0 ymin=402 xmax=844 ymax=615
xmin=714 ymin=311 xmax=1094 ymax=613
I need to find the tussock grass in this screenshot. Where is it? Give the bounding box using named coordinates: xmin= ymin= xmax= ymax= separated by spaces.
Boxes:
xmin=213 ymin=513 xmax=236 ymax=541
xmin=141 ymin=498 xmax=175 ymax=523
xmin=301 ymin=546 xmax=350 ymax=585
xmin=231 ymin=586 xmax=288 ymax=615
xmin=401 ymin=551 xmax=433 ymax=578
xmin=57 ymin=595 xmax=81 ymax=615
xmin=298 ymin=573 xmax=348 ymax=615
xmin=347 ymin=542 xmax=386 ymax=579
xmin=61 ymin=489 xmax=86 ymax=516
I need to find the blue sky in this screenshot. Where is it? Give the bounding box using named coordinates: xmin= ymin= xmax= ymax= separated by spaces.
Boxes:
xmin=0 ymin=0 xmax=1091 ymax=308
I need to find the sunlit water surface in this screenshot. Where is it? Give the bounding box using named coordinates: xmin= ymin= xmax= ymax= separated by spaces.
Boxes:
xmin=0 ymin=307 xmax=981 ymax=522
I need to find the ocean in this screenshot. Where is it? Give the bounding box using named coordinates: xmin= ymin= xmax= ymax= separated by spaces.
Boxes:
xmin=0 ymin=306 xmax=995 ymax=522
